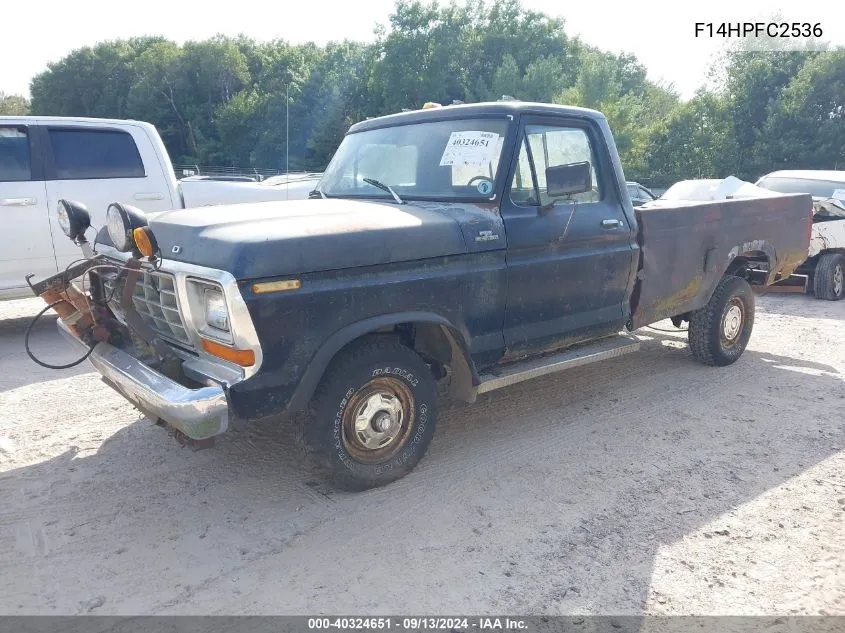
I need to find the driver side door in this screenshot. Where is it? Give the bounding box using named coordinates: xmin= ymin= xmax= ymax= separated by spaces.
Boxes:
xmin=501 ymin=117 xmax=635 ymax=357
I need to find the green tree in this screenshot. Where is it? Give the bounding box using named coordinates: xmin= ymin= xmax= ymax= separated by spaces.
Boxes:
xmin=638 ymin=92 xmax=733 ymax=186
xmin=761 ymin=49 xmax=845 ymax=171
xmin=710 ymin=48 xmax=817 ymax=178
xmin=125 ymin=41 xmax=196 ymax=161
xmin=30 ymin=38 xmax=163 ymax=117
xmin=0 ymin=92 xmax=29 ymax=115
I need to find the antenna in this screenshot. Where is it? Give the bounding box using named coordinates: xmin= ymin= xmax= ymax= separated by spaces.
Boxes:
xmin=286 ymin=84 xmax=290 ymax=201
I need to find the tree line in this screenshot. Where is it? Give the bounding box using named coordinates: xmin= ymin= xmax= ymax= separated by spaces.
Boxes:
xmin=4 ymin=0 xmax=844 ymax=186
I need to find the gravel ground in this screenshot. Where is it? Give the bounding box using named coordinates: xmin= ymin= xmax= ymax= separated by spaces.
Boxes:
xmin=0 ymin=294 xmax=843 ymax=616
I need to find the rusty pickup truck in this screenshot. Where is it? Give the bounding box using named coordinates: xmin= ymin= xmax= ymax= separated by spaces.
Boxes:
xmin=33 ymin=101 xmax=812 ymax=490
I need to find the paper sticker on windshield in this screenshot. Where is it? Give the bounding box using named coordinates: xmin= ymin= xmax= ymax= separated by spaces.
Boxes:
xmin=832 ymin=189 xmax=845 ymax=201
xmin=440 ymin=131 xmax=499 ymax=167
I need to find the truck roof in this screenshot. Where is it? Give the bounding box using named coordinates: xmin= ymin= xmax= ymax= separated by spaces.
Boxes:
xmin=760 ymin=170 xmax=845 ymax=183
xmin=0 ymin=115 xmax=156 ymax=129
xmin=349 ymin=101 xmax=607 ymax=134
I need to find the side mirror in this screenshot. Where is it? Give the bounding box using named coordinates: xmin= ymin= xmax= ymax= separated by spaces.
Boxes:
xmin=56 ymin=199 xmax=91 ymax=242
xmin=546 ymin=161 xmax=592 ymax=198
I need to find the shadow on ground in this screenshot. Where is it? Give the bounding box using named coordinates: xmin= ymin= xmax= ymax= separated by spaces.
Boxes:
xmin=1 ymin=325 xmax=843 ymax=615
xmin=0 ymin=313 xmax=90 ymax=392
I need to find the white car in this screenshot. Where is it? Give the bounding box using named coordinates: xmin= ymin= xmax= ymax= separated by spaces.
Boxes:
xmin=756 ymin=170 xmax=845 ymax=301
xmin=0 ymin=116 xmax=320 ymax=299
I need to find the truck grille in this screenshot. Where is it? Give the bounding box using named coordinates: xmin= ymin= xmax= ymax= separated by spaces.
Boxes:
xmin=102 ymin=270 xmax=192 ymax=346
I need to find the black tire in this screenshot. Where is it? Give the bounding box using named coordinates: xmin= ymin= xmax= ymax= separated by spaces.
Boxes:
xmin=813 ymin=253 xmax=845 ymax=301
xmin=688 ymin=275 xmax=755 ymax=367
xmin=297 ymin=336 xmax=438 ymax=491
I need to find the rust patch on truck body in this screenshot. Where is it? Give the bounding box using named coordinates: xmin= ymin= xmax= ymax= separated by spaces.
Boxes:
xmin=630 ymin=193 xmax=812 ymax=330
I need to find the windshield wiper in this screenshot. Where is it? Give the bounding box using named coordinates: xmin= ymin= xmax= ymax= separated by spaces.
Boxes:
xmin=363 ymin=178 xmax=404 ymax=204
xmin=308 ymin=186 xmax=327 ymax=199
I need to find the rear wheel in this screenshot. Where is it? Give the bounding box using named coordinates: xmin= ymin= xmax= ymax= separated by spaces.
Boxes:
xmin=297 ymin=336 xmax=438 ymax=491
xmin=688 ymin=275 xmax=755 ymax=367
xmin=813 ymin=253 xmax=845 ymax=301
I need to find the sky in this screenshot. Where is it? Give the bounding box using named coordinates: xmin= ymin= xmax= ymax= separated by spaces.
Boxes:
xmin=2 ymin=0 xmax=842 ymax=101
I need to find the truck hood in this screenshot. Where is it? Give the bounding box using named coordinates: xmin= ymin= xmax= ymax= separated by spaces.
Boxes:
xmin=148 ymin=198 xmax=472 ymax=280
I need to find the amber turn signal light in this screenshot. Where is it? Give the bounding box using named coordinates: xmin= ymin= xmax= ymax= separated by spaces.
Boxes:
xmin=251 ymin=279 xmax=301 ymax=294
xmin=132 ymin=227 xmax=158 ymax=258
xmin=201 ymin=338 xmax=255 ymax=366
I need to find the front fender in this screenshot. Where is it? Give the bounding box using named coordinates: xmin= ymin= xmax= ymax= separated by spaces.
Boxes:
xmin=287 ymin=311 xmax=478 ymax=411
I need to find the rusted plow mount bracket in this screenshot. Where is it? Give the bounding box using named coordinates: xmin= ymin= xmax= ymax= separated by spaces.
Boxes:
xmin=26 ymin=257 xmax=104 ymax=297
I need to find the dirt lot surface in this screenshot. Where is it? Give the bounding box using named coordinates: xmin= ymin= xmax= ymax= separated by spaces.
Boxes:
xmin=0 ymin=294 xmax=843 ymax=616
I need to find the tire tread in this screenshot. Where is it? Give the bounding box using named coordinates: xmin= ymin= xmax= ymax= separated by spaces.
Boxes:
xmin=294 ymin=335 xmax=437 ymax=491
xmin=688 ymin=275 xmax=753 ymax=367
xmin=813 ymin=253 xmax=845 ymax=301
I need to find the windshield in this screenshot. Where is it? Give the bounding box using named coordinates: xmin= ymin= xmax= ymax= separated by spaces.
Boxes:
xmin=756 ymin=176 xmax=845 ymax=199
xmin=319 ymin=118 xmax=509 ymax=200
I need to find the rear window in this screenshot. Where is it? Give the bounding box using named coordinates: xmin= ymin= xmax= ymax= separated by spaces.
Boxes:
xmin=0 ymin=126 xmax=31 ymax=182
xmin=48 ymin=128 xmax=145 ymax=180
xmin=756 ymin=176 xmax=845 ymax=199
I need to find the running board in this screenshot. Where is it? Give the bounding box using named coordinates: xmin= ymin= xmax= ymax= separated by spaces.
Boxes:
xmin=477 ymin=334 xmax=641 ymax=394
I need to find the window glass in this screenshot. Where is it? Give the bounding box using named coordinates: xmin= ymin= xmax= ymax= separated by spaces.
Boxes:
xmin=49 ymin=128 xmax=145 ymax=180
xmin=353 ymin=144 xmax=418 ymax=187
xmin=509 ymin=125 xmax=601 ymax=207
xmin=320 ymin=118 xmax=509 ymax=200
xmin=0 ymin=126 xmax=32 ymax=182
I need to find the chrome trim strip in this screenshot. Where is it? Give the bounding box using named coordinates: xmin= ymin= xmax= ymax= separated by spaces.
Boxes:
xmin=477 ymin=334 xmax=641 ymax=394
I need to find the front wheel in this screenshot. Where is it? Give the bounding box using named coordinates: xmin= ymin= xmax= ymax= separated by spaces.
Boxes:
xmin=688 ymin=275 xmax=755 ymax=367
xmin=297 ymin=336 xmax=438 ymax=491
xmin=813 ymin=253 xmax=845 ymax=301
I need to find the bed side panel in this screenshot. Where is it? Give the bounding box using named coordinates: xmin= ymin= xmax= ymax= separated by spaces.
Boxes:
xmin=630 ymin=193 xmax=811 ymax=329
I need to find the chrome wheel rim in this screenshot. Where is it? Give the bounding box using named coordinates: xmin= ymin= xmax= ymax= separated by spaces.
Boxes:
xmin=721 ymin=299 xmax=744 ymax=347
xmin=834 ymin=264 xmax=843 ymax=296
xmin=342 ymin=377 xmax=414 ymax=463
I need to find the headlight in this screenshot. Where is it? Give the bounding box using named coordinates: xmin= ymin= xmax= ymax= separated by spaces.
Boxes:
xmin=204 ymin=288 xmax=229 ymax=332
xmin=186 ymin=279 xmax=232 ymax=343
xmin=106 ymin=202 xmax=148 ymax=252
xmin=56 ymin=199 xmax=91 ymax=241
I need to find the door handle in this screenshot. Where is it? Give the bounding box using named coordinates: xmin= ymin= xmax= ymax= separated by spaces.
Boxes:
xmin=134 ymin=192 xmax=165 ymax=201
xmin=0 ymin=197 xmax=37 ymax=206
xmin=601 ymin=218 xmax=622 ymax=228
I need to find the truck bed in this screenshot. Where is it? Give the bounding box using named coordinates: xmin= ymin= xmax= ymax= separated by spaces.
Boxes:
xmin=629 ymin=193 xmax=812 ymax=329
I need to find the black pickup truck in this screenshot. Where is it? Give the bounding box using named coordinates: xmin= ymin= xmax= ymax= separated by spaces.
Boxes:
xmin=37 ymin=101 xmax=812 ymax=490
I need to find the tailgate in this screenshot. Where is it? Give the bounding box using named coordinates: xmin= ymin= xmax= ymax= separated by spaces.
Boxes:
xmin=630 ymin=193 xmax=812 ymax=329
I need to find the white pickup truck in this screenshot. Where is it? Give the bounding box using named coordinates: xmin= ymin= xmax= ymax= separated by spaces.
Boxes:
xmin=0 ymin=116 xmax=320 ymax=299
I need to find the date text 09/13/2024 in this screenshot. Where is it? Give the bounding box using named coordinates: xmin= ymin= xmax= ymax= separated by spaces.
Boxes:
xmin=307 ymin=618 xmax=528 ymax=630
xmin=695 ymin=22 xmax=823 ymax=38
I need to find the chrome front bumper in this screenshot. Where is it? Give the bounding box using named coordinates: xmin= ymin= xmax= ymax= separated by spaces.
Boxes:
xmin=58 ymin=319 xmax=229 ymax=440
